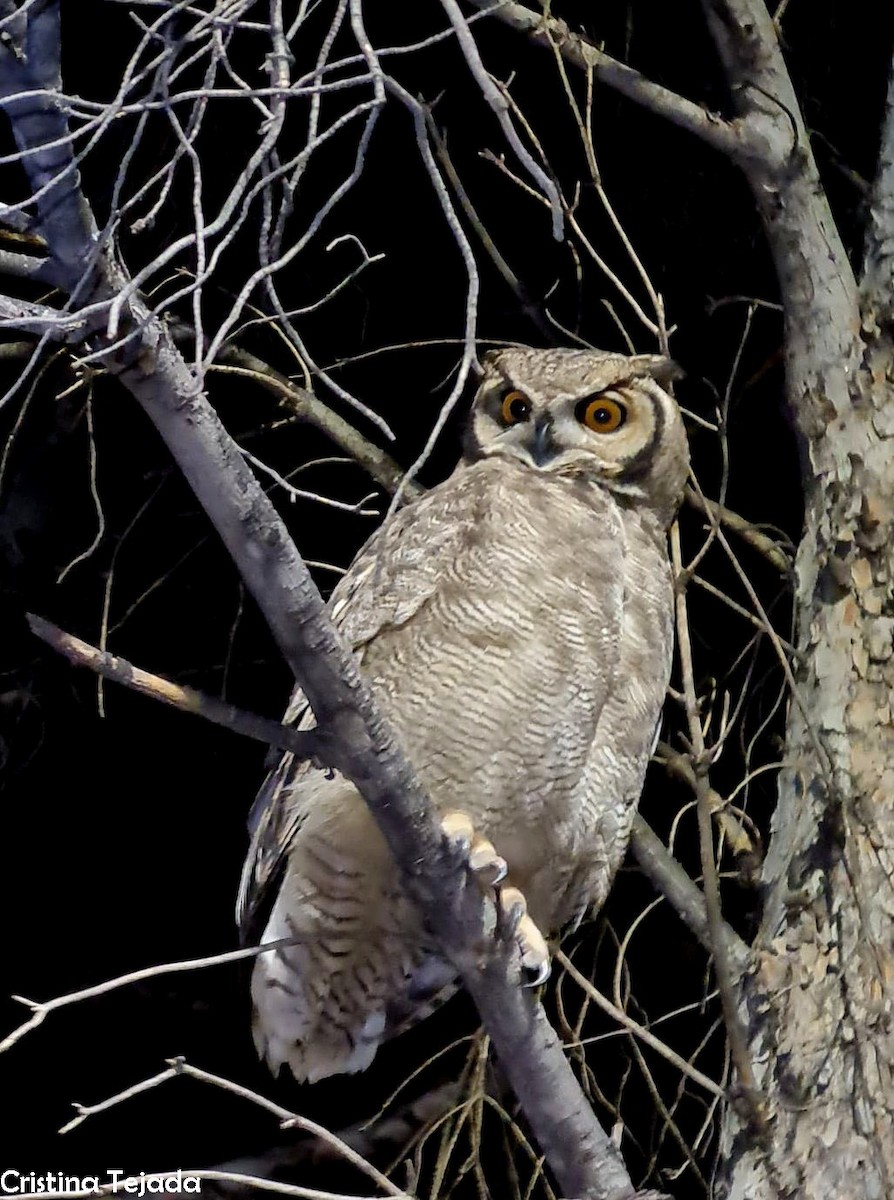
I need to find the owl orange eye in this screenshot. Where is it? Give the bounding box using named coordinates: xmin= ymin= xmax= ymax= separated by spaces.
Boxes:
xmin=500 ymin=390 xmax=531 ymax=425
xmin=577 ymin=395 xmax=627 ymax=433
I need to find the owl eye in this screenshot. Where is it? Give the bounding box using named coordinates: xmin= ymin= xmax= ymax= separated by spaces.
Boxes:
xmin=500 ymin=390 xmax=531 ymax=425
xmin=577 ymin=394 xmax=627 ymax=433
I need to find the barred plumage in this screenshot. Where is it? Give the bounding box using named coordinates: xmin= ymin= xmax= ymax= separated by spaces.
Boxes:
xmin=239 ymin=347 xmax=690 ymax=1082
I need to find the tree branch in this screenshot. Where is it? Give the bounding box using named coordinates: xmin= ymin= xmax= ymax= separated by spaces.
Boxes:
xmin=212 ymin=346 xmax=420 ymax=501
xmin=0 ymin=247 xmax=58 ymax=284
xmin=0 ymin=945 xmax=290 ymax=1057
xmin=630 ymin=814 xmax=749 ymax=972
xmin=670 ymin=523 xmax=768 ymax=1137
xmin=171 ymin=1059 xmax=409 ymax=1200
xmin=440 ymin=0 xmax=564 ymax=238
xmin=464 ymin=0 xmax=745 ymax=158
xmin=0 ymin=0 xmax=99 ymax=294
xmin=424 ymin=108 xmax=554 ymax=341
xmin=25 ymin=614 xmax=321 ymax=762
xmin=684 ymin=486 xmax=791 ymax=574
xmin=0 ymin=291 xmax=87 ymax=339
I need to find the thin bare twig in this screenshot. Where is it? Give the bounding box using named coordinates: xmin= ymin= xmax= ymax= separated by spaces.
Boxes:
xmin=62 ymin=1057 xmax=407 ymax=1199
xmin=630 ymin=814 xmax=749 ymax=970
xmin=0 ymin=942 xmax=291 ymax=1056
xmin=212 ymin=347 xmax=418 ymax=499
xmin=464 ymin=0 xmax=745 ymax=158
xmin=670 ymin=523 xmax=767 ymax=1136
xmin=425 ymin=109 xmax=553 ymax=340
xmin=556 ymin=950 xmax=725 ymax=1099
xmin=25 ymin=614 xmax=320 ymax=761
xmin=684 ymin=488 xmax=791 ymax=575
xmin=439 ymin=0 xmax=564 ymax=239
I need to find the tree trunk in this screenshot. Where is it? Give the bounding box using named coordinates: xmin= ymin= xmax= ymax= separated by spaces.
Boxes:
xmin=718 ymin=189 xmax=894 ymax=1200
xmin=720 ymin=345 xmax=894 ymax=1197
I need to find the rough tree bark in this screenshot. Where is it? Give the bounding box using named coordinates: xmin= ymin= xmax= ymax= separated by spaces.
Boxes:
xmin=702 ymin=4 xmax=894 ymax=1196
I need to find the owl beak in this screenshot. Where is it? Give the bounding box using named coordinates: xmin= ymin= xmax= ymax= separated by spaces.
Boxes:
xmin=530 ymin=415 xmax=557 ymax=466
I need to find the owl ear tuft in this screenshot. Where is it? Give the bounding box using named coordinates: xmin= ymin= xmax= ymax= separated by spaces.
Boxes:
xmin=635 ymin=355 xmax=684 ymax=387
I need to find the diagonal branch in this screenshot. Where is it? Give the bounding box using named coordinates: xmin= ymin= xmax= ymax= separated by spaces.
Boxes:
xmin=212 ymin=345 xmax=419 ymax=501
xmin=464 ymin=0 xmax=745 ymax=158
xmin=0 ymin=247 xmax=59 ymax=284
xmin=440 ymin=0 xmax=564 ymax=238
xmin=25 ymin=614 xmax=321 ymax=762
xmin=684 ymin=487 xmax=791 ymax=575
xmin=630 ymin=813 xmax=749 ymax=971
xmin=0 ymin=291 xmax=88 ymax=339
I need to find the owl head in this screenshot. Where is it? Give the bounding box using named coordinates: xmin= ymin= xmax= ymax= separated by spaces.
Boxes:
xmin=465 ymin=347 xmax=690 ymax=528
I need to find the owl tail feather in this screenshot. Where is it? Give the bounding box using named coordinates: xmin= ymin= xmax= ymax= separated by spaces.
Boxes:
xmin=249 ymin=774 xmax=465 ymax=1082
xmin=252 ymin=932 xmax=460 ymax=1083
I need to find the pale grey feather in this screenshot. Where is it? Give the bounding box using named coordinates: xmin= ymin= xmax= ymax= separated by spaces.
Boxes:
xmin=241 ymin=346 xmax=689 ymax=1082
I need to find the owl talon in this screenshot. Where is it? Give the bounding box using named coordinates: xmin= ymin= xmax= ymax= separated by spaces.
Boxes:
xmin=519 ymin=923 xmax=551 ymax=987
xmin=440 ymin=810 xmax=508 ymax=887
xmin=469 ymin=842 xmax=508 ymax=886
xmin=498 ymin=885 xmax=551 ymax=986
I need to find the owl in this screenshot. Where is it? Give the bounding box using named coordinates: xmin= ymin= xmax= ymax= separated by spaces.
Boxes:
xmin=238 ymin=346 xmax=690 ymax=1083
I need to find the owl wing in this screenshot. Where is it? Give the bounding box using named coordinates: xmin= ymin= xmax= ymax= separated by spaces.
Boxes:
xmin=237 ymin=477 xmax=472 ymax=939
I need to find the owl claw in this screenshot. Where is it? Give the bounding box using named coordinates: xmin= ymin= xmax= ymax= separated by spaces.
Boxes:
xmin=440 ymin=810 xmax=508 ymax=887
xmin=522 ymin=945 xmax=552 ymax=988
xmin=470 ymin=842 xmax=508 ymax=885
xmin=498 ymin=885 xmax=551 ymax=986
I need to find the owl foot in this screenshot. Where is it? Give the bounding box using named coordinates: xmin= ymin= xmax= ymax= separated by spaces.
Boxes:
xmin=497 ymin=885 xmax=551 ymax=987
xmin=440 ymin=810 xmax=508 ymax=886
xmin=440 ymin=811 xmax=549 ymax=987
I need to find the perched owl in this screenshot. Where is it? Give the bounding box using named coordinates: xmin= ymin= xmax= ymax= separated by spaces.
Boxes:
xmin=238 ymin=347 xmax=690 ymax=1083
